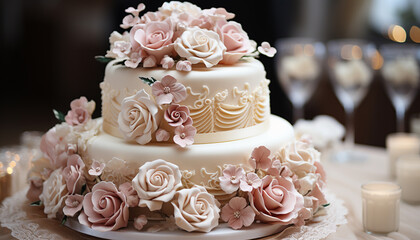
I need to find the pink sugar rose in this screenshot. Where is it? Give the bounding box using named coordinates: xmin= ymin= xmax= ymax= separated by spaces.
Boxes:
xmin=173 ymin=125 xmax=196 ymax=148
xmin=239 ymin=172 xmax=262 ymax=192
xmin=40 ymin=127 xmax=71 ymax=169
xmin=134 ymin=215 xmax=148 ymax=231
xmin=249 ymin=176 xmax=304 ymax=224
xmin=308 ymin=182 xmax=327 ymax=210
xmin=221 ymin=197 xmax=255 ymax=230
xmin=62 ymin=154 xmax=86 ymax=195
xmin=216 ymin=20 xmax=254 ymax=64
xmin=143 ymin=55 xmax=157 ymax=68
xmin=78 ymin=181 xmax=129 ymax=232
xmin=258 ymin=41 xmax=277 ymax=57
xmin=111 ymin=40 xmax=131 ymax=58
xmin=151 ymin=75 xmax=187 ymax=105
xmin=160 ymin=55 xmax=175 ymax=69
xmin=125 ymin=3 xmax=145 ymax=17
xmin=88 ymin=160 xmax=105 ymax=176
xmin=176 ymin=60 xmax=192 ymax=71
xmin=26 ymin=176 xmax=43 ymax=202
xmin=219 ymin=165 xmax=245 ymax=194
xmin=63 ymin=194 xmax=84 ymax=217
xmin=249 ymin=146 xmax=272 ymax=170
xmin=65 ymin=97 xmax=95 ymax=126
xmin=155 ymin=129 xmax=170 ymax=142
xmin=130 ymin=18 xmax=174 ymax=62
xmin=315 ymin=161 xmax=326 ymax=187
xmin=119 ymin=182 xmax=140 ymax=208
xmin=164 ymin=104 xmax=192 ymax=127
xmin=295 ymin=207 xmax=312 ymax=227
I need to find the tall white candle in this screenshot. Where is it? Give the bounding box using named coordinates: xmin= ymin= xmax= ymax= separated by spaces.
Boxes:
xmin=397 ymin=155 xmax=420 ymax=203
xmin=362 ymin=182 xmax=401 ymax=234
xmin=386 ymin=133 xmax=420 ymax=177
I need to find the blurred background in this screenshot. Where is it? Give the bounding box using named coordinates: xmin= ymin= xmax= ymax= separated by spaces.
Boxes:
xmin=1 ymin=0 xmax=420 ymax=147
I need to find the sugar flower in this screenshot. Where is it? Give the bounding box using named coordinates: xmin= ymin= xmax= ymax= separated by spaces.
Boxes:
xmin=39 ymin=168 xmax=68 ymax=219
xmin=65 ymin=96 xmax=95 ymax=126
xmin=143 ymin=55 xmax=157 ymax=68
xmin=249 ymin=146 xmax=272 ymax=170
xmin=111 ymin=41 xmax=131 ymax=58
xmin=62 ymin=154 xmax=86 ymax=195
xmin=125 ymin=50 xmax=145 ymax=68
xmin=26 ymin=176 xmax=43 ymax=202
xmin=173 ymin=125 xmax=196 ymax=148
xmin=155 ymin=129 xmax=170 ymax=142
xmin=121 ymin=15 xmax=141 ymax=29
xmin=63 ymin=194 xmax=84 ymax=217
xmin=119 ymin=182 xmax=140 ymax=208
xmin=125 ymin=3 xmax=146 ymax=17
xmin=221 ymin=197 xmax=255 ymax=230
xmin=88 ymin=160 xmax=105 ymax=176
xmin=219 ymin=165 xmax=245 ymax=194
xmin=164 ymin=104 xmax=192 ymax=127
xmin=176 ymin=60 xmax=192 ymax=71
xmin=160 ymin=55 xmax=175 ymax=69
xmin=151 ymin=75 xmax=187 ymax=105
xmin=258 ymin=42 xmax=276 ymax=57
xmin=134 ymin=215 xmax=148 ymax=231
xmin=239 ymin=172 xmax=262 ymax=192
xmin=106 ymin=31 xmax=131 ymax=59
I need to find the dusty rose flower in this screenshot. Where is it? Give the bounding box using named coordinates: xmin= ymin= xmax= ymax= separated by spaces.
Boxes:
xmin=63 ymin=194 xmax=84 ymax=217
xmin=173 ymin=125 xmax=196 ymax=148
xmin=106 ymin=31 xmax=131 ymax=58
xmin=171 ymin=186 xmax=220 ymax=232
xmin=121 ymin=15 xmax=141 ymax=29
xmin=155 ymin=129 xmax=170 ymax=142
xmin=258 ymin=41 xmax=277 ymax=57
xmin=119 ymin=182 xmax=140 ymax=207
xmin=219 ymin=165 xmax=245 ymax=194
xmin=132 ymin=159 xmax=182 ymax=211
xmin=125 ymin=50 xmax=145 ymax=68
xmin=295 ymin=207 xmax=312 ymax=227
xmin=221 ymin=197 xmax=255 ymax=230
xmin=176 ymin=60 xmax=192 ymax=71
xmin=40 ymin=168 xmax=68 ymax=219
xmin=151 ymin=75 xmax=187 ymax=105
xmin=88 ymin=160 xmax=105 ymax=176
xmin=134 ymin=215 xmax=148 ymax=231
xmin=278 ymin=140 xmax=320 ymax=178
xmin=65 ymin=97 xmax=95 ymax=126
xmin=174 ymin=27 xmax=226 ymax=68
xmin=125 ymin=3 xmax=145 ymax=16
xmin=78 ymin=181 xmax=129 ymax=232
xmin=62 ymin=154 xmax=86 ymax=195
xmin=111 ymin=40 xmax=131 ymax=58
xmin=315 ymin=161 xmax=326 ymax=187
xmin=26 ymin=176 xmax=43 ymax=202
xmin=239 ymin=172 xmax=262 ymax=192
xmin=160 ymin=55 xmax=175 ymax=69
xmin=164 ymin=104 xmax=192 ymax=127
xmin=118 ymin=90 xmax=161 ymax=145
xmin=308 ymin=181 xmax=327 ymax=211
xmin=249 ymin=146 xmax=272 ymax=170
xmin=40 ymin=127 xmax=71 ymax=169
xmin=249 ymin=176 xmax=304 ymax=224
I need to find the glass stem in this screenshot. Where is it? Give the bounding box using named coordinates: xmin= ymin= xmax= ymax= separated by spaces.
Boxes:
xmin=293 ymin=105 xmax=304 ymax=123
xmin=344 ymin=104 xmax=355 ymax=148
xmin=395 ymin=101 xmax=406 ymax=133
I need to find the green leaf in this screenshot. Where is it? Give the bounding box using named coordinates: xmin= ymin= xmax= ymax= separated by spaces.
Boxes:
xmin=322 ymin=203 xmax=330 ymax=208
xmin=30 ymin=200 xmax=42 ymax=206
xmin=61 ymin=215 xmax=68 ymax=225
xmin=139 ymin=76 xmax=157 ymax=86
xmin=53 ymin=109 xmax=65 ymax=123
xmin=81 ymin=184 xmax=87 ymax=195
xmin=95 ymin=56 xmax=114 ymax=64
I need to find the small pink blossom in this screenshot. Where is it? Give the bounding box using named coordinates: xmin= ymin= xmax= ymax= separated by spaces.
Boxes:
xmin=112 ymin=41 xmax=131 ymax=58
xmin=88 ymin=160 xmax=105 ymax=176
xmin=173 ymin=125 xmax=196 ymax=148
xmin=143 ymin=55 xmax=157 ymax=68
xmin=125 ymin=3 xmax=145 ymax=17
xmin=125 ymin=50 xmax=145 ymax=68
xmin=26 ymin=176 xmax=43 ymax=202
xmin=267 ymin=160 xmax=294 ymax=178
xmin=140 ymin=12 xmax=165 ymax=24
xmin=221 ymin=197 xmax=255 ymax=230
xmin=155 ymin=129 xmax=170 ymax=142
xmin=65 ymin=97 xmax=95 ymax=126
xmin=203 ymin=8 xmax=235 ymax=20
xmin=164 ymin=104 xmax=192 ymax=127
xmin=176 ymin=60 xmax=192 ymax=72
xmin=249 ymin=146 xmax=272 ymax=170
xmin=219 ymin=165 xmax=245 ymax=194
xmin=62 ymin=154 xmax=86 ymax=195
xmin=160 ymin=55 xmax=175 ymax=69
xmin=134 ymin=215 xmax=148 ymax=231
xmin=119 ymin=182 xmax=140 ymax=207
xmin=258 ymin=41 xmax=277 ymax=57
xmin=151 ymin=75 xmax=187 ymax=105
xmin=120 ymin=15 xmax=141 ymax=29
xmin=63 ymin=194 xmax=84 ymax=217
xmin=295 ymin=207 xmax=311 ymax=227
xmin=239 ymin=172 xmax=262 ymax=192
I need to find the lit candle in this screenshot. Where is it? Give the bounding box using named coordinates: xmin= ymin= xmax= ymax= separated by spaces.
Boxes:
xmin=362 ymin=182 xmax=401 ymax=234
xmin=397 ymin=155 xmax=420 ymax=203
xmin=386 ymin=133 xmax=420 ymax=177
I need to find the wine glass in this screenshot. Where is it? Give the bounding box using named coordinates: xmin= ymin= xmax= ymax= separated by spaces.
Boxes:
xmin=380 ymin=44 xmax=420 ymax=132
xmin=327 ymin=39 xmax=376 ymax=162
xmin=275 ymin=38 xmax=325 ymax=122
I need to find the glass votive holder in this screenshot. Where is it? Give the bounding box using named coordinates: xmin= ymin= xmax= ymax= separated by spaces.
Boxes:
xmin=397 ymin=155 xmax=420 ymax=203
xmin=362 ymin=182 xmax=401 ymax=234
xmin=386 ymin=133 xmax=420 ymax=178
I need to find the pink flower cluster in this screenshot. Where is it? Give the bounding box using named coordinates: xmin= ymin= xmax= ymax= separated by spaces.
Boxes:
xmin=65 ymin=97 xmax=95 ymax=126
xmin=105 ymin=1 xmax=276 ymax=70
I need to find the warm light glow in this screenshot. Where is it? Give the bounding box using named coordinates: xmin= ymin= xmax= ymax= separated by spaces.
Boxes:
xmin=0 ymin=163 xmax=3 ymax=169
xmin=410 ymin=26 xmax=420 ymax=43
xmin=388 ymin=25 xmax=406 ymax=43
xmin=303 ymin=44 xmax=315 ymax=56
xmin=9 ymin=161 xmax=16 ymax=168
xmin=14 ymin=154 xmax=20 ymax=162
xmin=341 ymin=44 xmax=362 ymax=60
xmin=371 ymin=50 xmax=384 ymax=70
xmin=7 ymin=167 xmax=13 ymax=174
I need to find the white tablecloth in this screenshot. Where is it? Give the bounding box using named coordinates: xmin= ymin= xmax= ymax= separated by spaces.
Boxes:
xmin=1 ymin=145 xmax=419 ymax=239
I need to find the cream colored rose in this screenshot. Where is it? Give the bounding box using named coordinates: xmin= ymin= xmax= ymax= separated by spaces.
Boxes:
xmin=172 ymin=186 xmax=220 ymax=232
xmin=159 ymin=1 xmax=202 ymax=17
xmin=174 ymin=27 xmax=226 ymax=67
xmin=132 ymin=159 xmax=182 ymax=211
xmin=105 ymin=31 xmax=131 ymax=59
xmin=118 ymin=90 xmax=161 ymax=145
xmin=277 ymin=140 xmax=320 ymax=178
xmin=39 ymin=168 xmax=68 ymax=218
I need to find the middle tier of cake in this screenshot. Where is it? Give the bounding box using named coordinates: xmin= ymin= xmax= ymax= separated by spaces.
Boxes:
xmin=83 ymin=115 xmax=294 ymax=197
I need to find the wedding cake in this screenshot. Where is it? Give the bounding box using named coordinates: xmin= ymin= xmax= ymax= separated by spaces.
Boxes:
xmin=26 ymin=1 xmax=328 ymax=237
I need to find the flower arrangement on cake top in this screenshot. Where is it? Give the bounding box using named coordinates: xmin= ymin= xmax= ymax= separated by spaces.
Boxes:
xmin=97 ymin=1 xmax=276 ymax=71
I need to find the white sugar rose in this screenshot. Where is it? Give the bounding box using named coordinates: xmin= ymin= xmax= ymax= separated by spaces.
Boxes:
xmin=174 ymin=27 xmax=226 ymax=67
xmin=132 ymin=159 xmax=182 ymax=211
xmin=39 ymin=168 xmax=68 ymax=218
xmin=118 ymin=90 xmax=161 ymax=145
xmin=172 ymin=186 xmax=220 ymax=232
xmin=106 ymin=31 xmax=131 ymax=59
xmin=159 ymin=1 xmax=202 ymax=17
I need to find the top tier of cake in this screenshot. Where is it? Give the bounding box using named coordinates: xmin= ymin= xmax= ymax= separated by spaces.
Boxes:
xmin=101 ymin=59 xmax=271 ymax=144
